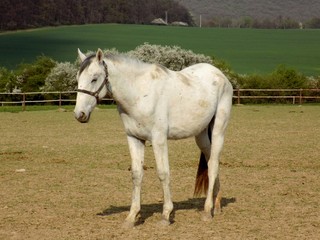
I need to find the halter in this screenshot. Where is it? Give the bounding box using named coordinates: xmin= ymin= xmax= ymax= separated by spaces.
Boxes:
xmin=76 ymin=61 xmax=110 ymax=103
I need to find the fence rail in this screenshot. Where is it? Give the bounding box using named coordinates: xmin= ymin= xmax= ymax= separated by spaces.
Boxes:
xmin=0 ymin=91 xmax=114 ymax=110
xmin=233 ymin=88 xmax=320 ymax=104
xmin=1 ymin=89 xmax=320 ymax=110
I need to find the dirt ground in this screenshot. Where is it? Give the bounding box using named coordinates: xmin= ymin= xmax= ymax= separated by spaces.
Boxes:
xmin=1 ymin=105 xmax=320 ymax=239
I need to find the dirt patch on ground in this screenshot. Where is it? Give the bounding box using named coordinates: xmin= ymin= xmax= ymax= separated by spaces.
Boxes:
xmin=1 ymin=106 xmax=320 ymax=239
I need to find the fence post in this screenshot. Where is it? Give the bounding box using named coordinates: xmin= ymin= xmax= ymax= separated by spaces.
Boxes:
xmin=237 ymin=89 xmax=241 ymax=104
xmin=59 ymin=92 xmax=62 ymax=107
xmin=22 ymin=93 xmax=26 ymax=111
xmin=299 ymin=89 xmax=302 ymax=105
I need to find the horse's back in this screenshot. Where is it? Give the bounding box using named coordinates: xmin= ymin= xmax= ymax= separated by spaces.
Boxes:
xmin=165 ymin=63 xmax=232 ymax=139
xmin=181 ymin=63 xmax=228 ymax=85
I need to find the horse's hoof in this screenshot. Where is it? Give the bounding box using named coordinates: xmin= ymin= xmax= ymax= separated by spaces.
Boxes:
xmin=122 ymin=220 xmax=135 ymax=229
xmin=201 ymin=212 xmax=213 ymax=222
xmin=159 ymin=218 xmax=170 ymax=227
xmin=214 ymin=207 xmax=221 ymax=215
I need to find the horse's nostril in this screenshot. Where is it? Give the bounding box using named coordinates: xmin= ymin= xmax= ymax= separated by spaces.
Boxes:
xmin=79 ymin=111 xmax=87 ymax=122
xmin=75 ymin=111 xmax=90 ymax=123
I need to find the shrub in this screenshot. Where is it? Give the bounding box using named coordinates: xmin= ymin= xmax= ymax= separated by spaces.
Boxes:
xmin=237 ymin=65 xmax=309 ymax=90
xmin=307 ymin=76 xmax=320 ymax=89
xmin=16 ymin=56 xmax=56 ymax=92
xmin=42 ymin=62 xmax=77 ymax=92
xmin=237 ymin=74 xmax=267 ymax=89
xmin=128 ymin=43 xmax=212 ymax=71
xmin=268 ymin=65 xmax=308 ymax=89
xmin=0 ymin=67 xmax=16 ymax=92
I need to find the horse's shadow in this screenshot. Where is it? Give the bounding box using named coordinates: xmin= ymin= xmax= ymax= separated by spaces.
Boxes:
xmin=97 ymin=197 xmax=236 ymax=225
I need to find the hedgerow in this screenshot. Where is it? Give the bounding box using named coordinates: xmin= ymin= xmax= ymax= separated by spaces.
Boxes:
xmin=237 ymin=65 xmax=309 ymax=89
xmin=0 ymin=43 xmax=318 ymax=97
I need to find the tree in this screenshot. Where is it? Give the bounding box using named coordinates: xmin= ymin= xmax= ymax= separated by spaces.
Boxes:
xmin=0 ymin=0 xmax=194 ymax=30
xmin=238 ymin=16 xmax=254 ymax=28
xmin=305 ymin=18 xmax=320 ymax=29
xmin=0 ymin=67 xmax=16 ymax=92
xmin=16 ymin=56 xmax=56 ymax=92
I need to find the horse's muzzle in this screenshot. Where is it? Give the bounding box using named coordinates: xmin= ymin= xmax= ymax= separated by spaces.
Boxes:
xmin=74 ymin=111 xmax=90 ymax=123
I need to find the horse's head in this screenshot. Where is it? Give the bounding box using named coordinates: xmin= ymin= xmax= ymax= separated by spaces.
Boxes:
xmin=74 ymin=48 xmax=108 ymax=123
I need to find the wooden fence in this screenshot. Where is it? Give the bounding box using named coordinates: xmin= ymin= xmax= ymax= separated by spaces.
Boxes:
xmin=233 ymin=89 xmax=320 ymax=104
xmin=0 ymin=91 xmax=113 ymax=111
xmin=0 ymin=91 xmax=76 ymax=111
xmin=0 ymin=89 xmax=320 ymax=110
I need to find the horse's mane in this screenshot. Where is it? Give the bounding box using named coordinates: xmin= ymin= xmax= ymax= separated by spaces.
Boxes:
xmin=80 ymin=52 xmax=168 ymax=76
xmin=106 ymin=53 xmax=151 ymax=70
xmin=79 ymin=54 xmax=96 ymax=74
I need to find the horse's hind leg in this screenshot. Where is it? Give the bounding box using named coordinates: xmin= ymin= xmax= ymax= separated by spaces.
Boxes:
xmin=213 ymin=176 xmax=222 ymax=215
xmin=123 ymin=136 xmax=145 ymax=228
xmin=204 ymin=94 xmax=232 ymax=221
xmin=195 ymin=123 xmax=222 ymax=219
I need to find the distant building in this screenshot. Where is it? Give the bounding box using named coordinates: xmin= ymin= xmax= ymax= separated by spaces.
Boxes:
xmin=151 ymin=18 xmax=189 ymax=27
xmin=151 ymin=18 xmax=168 ymax=26
xmin=171 ymin=21 xmax=189 ymax=27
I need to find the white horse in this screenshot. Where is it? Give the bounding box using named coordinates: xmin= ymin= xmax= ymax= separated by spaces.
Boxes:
xmin=74 ymin=49 xmax=233 ymax=227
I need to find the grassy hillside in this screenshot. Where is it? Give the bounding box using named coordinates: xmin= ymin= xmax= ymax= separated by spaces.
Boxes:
xmin=0 ymin=24 xmax=319 ymax=76
xmin=178 ymin=0 xmax=320 ymax=23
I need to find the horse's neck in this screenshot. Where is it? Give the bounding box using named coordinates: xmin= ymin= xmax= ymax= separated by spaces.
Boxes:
xmin=106 ymin=58 xmax=148 ymax=109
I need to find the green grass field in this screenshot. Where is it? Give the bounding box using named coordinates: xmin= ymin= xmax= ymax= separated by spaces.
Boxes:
xmin=1 ymin=24 xmax=320 ymax=75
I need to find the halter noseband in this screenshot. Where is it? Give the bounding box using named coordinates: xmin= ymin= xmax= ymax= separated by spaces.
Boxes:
xmin=76 ymin=61 xmax=110 ymax=103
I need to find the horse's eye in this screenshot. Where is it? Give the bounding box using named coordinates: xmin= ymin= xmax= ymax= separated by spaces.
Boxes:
xmin=91 ymin=78 xmax=97 ymax=84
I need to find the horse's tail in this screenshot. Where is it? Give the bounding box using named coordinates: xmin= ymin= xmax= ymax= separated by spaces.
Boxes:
xmin=194 ymin=151 xmax=209 ymax=196
xmin=194 ymin=119 xmax=213 ymax=197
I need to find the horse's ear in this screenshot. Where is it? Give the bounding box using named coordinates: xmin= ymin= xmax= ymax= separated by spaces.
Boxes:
xmin=78 ymin=48 xmax=87 ymax=63
xmin=96 ymin=48 xmax=104 ymax=64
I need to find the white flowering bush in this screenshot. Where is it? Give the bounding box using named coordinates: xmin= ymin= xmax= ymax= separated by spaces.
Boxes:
xmin=128 ymin=43 xmax=240 ymax=88
xmin=42 ymin=62 xmax=77 ymax=91
xmin=128 ymin=43 xmax=212 ymax=71
xmin=307 ymin=76 xmax=320 ymax=89
xmin=42 ymin=44 xmax=239 ymax=92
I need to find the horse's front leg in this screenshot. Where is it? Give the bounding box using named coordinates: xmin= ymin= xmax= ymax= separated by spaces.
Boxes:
xmin=123 ymin=136 xmax=145 ymax=228
xmin=152 ymin=133 xmax=173 ymax=225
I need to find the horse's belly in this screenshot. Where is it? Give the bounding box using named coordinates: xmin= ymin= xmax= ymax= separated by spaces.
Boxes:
xmin=167 ymin=103 xmax=215 ymax=139
xmin=167 ymin=125 xmax=205 ymax=139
